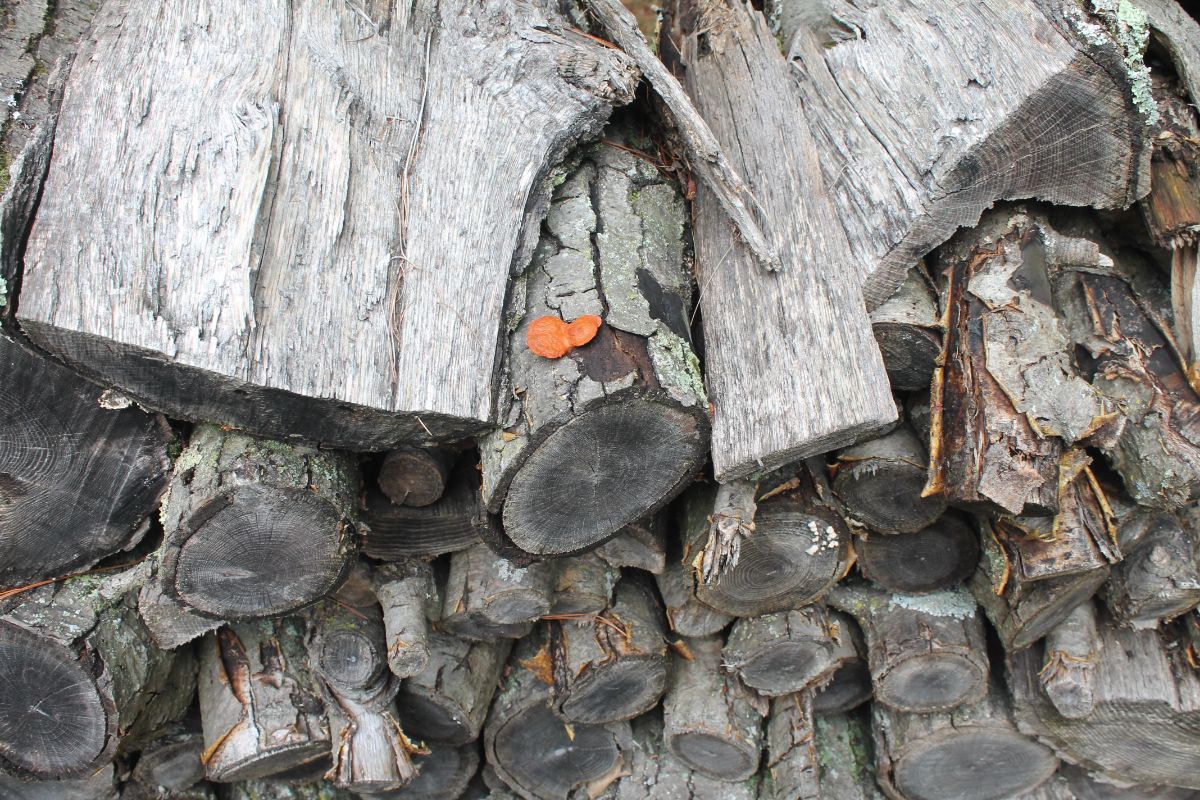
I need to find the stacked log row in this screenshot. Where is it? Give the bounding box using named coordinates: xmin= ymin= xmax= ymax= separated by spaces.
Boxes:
xmin=5 ymin=0 xmax=1200 ymax=799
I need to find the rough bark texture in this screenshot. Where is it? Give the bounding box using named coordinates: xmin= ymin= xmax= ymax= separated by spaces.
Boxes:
xmin=810 ymin=610 xmax=873 ymax=716
xmin=834 ymin=426 xmax=947 ymax=534
xmin=549 ymin=553 xmax=617 ymax=617
xmin=593 ymin=517 xmax=667 ymax=575
xmin=723 ymin=607 xmax=842 ymax=697
xmin=873 ymin=685 xmax=1059 ymax=800
xmin=1104 ymin=507 xmax=1200 ymax=627
xmin=811 ymin=712 xmax=884 ymax=800
xmin=0 ymin=334 xmax=171 ymax=589
xmin=0 ymin=765 xmax=118 ymax=800
xmin=764 ymin=693 xmax=820 ymax=800
xmin=547 ymin=575 xmax=667 ymax=724
xmin=306 ymin=600 xmax=417 ymax=794
xmin=125 ymin=722 xmax=207 ymax=800
xmin=483 ymin=635 xmax=628 ymax=800
xmin=854 ymin=514 xmax=979 ymax=594
xmin=828 ymin=582 xmax=989 ymax=713
xmin=0 ymin=566 xmax=195 ymax=780
xmin=197 ymin=619 xmax=329 ymax=783
xmin=785 ymin=0 xmax=1153 ymax=308
xmin=654 ymin=557 xmax=733 ymax=638
xmin=870 ymin=264 xmax=944 ymax=393
xmin=440 ymin=544 xmax=554 ymax=641
xmin=372 ymin=560 xmax=437 ymax=680
xmin=662 ymin=0 xmax=896 ymax=482
xmin=661 ymin=636 xmax=765 ymax=782
xmin=678 ymin=467 xmax=852 ymax=617
xmin=395 ymin=634 xmax=511 ymax=747
xmin=361 ymin=470 xmax=483 ymax=561
xmin=19 ymin=0 xmax=641 ymax=451
xmin=479 ymin=131 xmax=708 ymax=556
xmin=1009 ymin=620 xmax=1200 ymax=789
xmin=356 ymin=743 xmax=479 ymax=800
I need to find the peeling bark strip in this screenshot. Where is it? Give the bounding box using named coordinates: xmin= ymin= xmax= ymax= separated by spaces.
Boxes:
xmin=0 ymin=334 xmax=171 ymax=590
xmin=18 ymin=0 xmax=639 ymax=450
xmin=480 ymin=131 xmax=707 ymax=556
xmin=785 ymin=0 xmax=1152 ymax=309
xmin=1008 ymin=621 xmax=1200 ymax=789
xmin=157 ymin=424 xmax=358 ymax=621
xmin=662 ymin=0 xmax=895 ymax=482
xmin=197 ymin=619 xmax=329 ymax=783
xmin=483 ymin=634 xmax=629 ymax=800
xmin=0 ymin=567 xmax=195 ymax=780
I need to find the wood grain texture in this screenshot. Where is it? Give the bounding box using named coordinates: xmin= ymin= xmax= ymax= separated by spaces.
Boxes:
xmin=785 ymin=0 xmax=1152 ymax=308
xmin=662 ymin=0 xmax=895 ymax=481
xmin=19 ymin=0 xmax=639 ymax=450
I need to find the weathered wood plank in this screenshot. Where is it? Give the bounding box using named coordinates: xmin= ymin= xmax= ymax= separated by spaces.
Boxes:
xmin=19 ymin=0 xmax=639 ymax=450
xmin=662 ymin=0 xmax=895 ymax=481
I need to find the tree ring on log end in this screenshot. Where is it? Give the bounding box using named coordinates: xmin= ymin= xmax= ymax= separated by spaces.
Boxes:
xmin=318 ymin=629 xmax=384 ymax=691
xmin=490 ymin=703 xmax=621 ymax=798
xmin=738 ymin=642 xmax=837 ymax=696
xmin=834 ymin=458 xmax=945 ymax=534
xmin=878 ymin=653 xmax=984 ymax=712
xmin=857 ymin=517 xmax=978 ymax=594
xmin=559 ymin=657 xmax=667 ymax=724
xmin=697 ymin=508 xmax=847 ymax=616
xmin=667 ymin=730 xmax=759 ymax=782
xmin=0 ymin=622 xmax=112 ymax=778
xmin=893 ymin=727 xmax=1057 ymax=800
xmin=502 ymin=399 xmax=706 ymax=555
xmin=401 ymin=743 xmax=478 ymax=800
xmin=166 ymin=485 xmax=350 ymax=619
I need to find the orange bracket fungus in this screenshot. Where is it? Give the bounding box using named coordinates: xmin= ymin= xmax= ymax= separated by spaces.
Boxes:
xmin=527 ymin=315 xmax=603 ymax=359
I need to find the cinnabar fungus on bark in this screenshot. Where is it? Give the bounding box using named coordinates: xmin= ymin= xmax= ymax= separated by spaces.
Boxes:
xmin=526 ymin=315 xmax=603 ymax=359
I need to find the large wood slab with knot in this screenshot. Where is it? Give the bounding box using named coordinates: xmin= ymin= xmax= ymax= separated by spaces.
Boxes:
xmin=18 ymin=0 xmax=639 ymax=450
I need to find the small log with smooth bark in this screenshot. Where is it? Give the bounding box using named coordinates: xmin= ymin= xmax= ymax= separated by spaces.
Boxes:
xmin=439 ymin=544 xmax=554 ymax=641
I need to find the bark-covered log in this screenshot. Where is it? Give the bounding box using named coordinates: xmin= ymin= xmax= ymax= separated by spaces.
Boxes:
xmin=372 ymin=560 xmax=437 ymax=680
xmin=810 ymin=712 xmax=884 ymax=800
xmin=216 ymin=782 xmax=352 ymax=800
xmin=378 ymin=448 xmax=454 ymax=509
xmin=479 ymin=133 xmax=707 ymax=556
xmin=870 ymin=264 xmax=943 ymax=393
xmin=440 ymin=544 xmax=553 ymax=641
xmin=547 ymin=575 xmax=667 ymax=724
xmin=654 ymin=557 xmax=733 ymax=638
xmin=549 ymin=554 xmax=616 ymax=617
xmin=395 ymin=634 xmax=511 ymax=746
xmin=482 ymin=635 xmax=628 ymax=800
xmin=306 ymin=600 xmax=417 ymax=793
xmin=662 ymin=0 xmax=896 ymax=482
xmin=1052 ymin=240 xmax=1200 ymax=508
xmin=19 ymin=0 xmax=639 ymax=451
xmin=661 ymin=636 xmax=765 ymax=782
xmin=0 ymin=334 xmax=171 ymax=589
xmin=764 ymin=693 xmax=819 ymax=800
xmin=723 ymin=607 xmax=841 ymax=697
xmin=810 ymin=610 xmax=873 ymax=716
xmin=1040 ymin=601 xmax=1102 ymax=721
xmin=969 ymin=486 xmax=1115 ymax=651
xmin=0 ymin=566 xmax=195 ymax=780
xmin=873 ymin=685 xmax=1060 ymax=800
xmin=197 ymin=619 xmax=329 ymax=783
xmin=785 ymin=0 xmax=1152 ymax=309
xmin=926 ymin=210 xmax=1120 ymax=518
xmin=828 ymin=582 xmax=988 ymax=713
xmin=1059 ymin=763 xmax=1198 ymax=800
xmin=1104 ymin=508 xmax=1200 ymax=627
xmin=356 ymin=743 xmax=479 ymax=800
xmin=361 ymin=471 xmax=483 ymax=561
xmin=833 ymin=426 xmax=947 ymax=534
xmin=854 ymin=514 xmax=979 ymax=594
xmin=678 ymin=467 xmax=852 ymax=617
xmin=125 ymin=722 xmax=207 ymax=799
xmin=136 ymin=558 xmax=222 ymax=650
xmin=593 ymin=517 xmax=667 ymax=575
xmin=585 ymin=710 xmax=762 ymax=800
xmin=0 ymin=765 xmax=118 ymax=800
xmin=158 ymin=424 xmax=358 ymax=620
xmin=1009 ymin=620 xmax=1200 ymax=789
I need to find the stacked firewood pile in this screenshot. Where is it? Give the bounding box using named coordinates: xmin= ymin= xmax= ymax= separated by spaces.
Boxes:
xmin=2 ymin=0 xmax=1200 ymax=799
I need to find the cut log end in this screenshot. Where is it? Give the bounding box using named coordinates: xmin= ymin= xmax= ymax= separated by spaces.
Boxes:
xmin=738 ymin=642 xmax=837 ymax=696
xmin=558 ymin=657 xmax=666 ymax=725
xmin=488 ymin=703 xmax=622 ymax=798
xmin=874 ymin=323 xmax=943 ymax=393
xmin=166 ymin=485 xmax=350 ymax=619
xmin=668 ymin=731 xmax=760 ymax=782
xmin=501 ymin=399 xmax=706 ymax=555
xmin=891 ymin=728 xmax=1058 ymax=800
xmin=855 ymin=516 xmax=979 ymax=594
xmin=0 ymin=622 xmax=110 ymax=778
xmin=878 ymin=653 xmax=985 ymax=713
xmin=811 ymin=659 xmax=873 ymax=716
xmin=377 ymin=447 xmax=451 ymax=508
